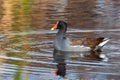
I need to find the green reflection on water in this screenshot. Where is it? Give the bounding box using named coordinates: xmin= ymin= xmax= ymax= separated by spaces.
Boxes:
xmin=14 ymin=66 xmax=22 ymax=80
xmin=12 ymin=0 xmax=32 ymax=32
xmin=9 ymin=0 xmax=33 ymax=80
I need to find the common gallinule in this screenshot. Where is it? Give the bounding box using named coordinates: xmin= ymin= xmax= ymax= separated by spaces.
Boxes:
xmin=51 ymin=21 xmax=109 ymax=52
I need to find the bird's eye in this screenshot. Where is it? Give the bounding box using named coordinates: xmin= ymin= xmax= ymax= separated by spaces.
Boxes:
xmin=59 ymin=22 xmax=62 ymax=25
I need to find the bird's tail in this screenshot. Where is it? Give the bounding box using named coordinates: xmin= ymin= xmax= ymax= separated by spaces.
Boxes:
xmin=94 ymin=38 xmax=110 ymax=51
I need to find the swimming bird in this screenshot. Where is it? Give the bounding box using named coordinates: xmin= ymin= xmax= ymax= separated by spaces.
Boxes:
xmin=51 ymin=21 xmax=109 ymax=52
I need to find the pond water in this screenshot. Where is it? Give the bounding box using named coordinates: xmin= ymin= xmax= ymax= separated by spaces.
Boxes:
xmin=0 ymin=0 xmax=120 ymax=80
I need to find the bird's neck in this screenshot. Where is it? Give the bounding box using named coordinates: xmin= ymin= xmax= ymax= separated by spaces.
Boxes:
xmin=56 ymin=27 xmax=67 ymax=40
xmin=54 ymin=26 xmax=67 ymax=50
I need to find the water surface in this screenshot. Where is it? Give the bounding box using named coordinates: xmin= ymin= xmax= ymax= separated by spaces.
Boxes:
xmin=0 ymin=0 xmax=120 ymax=80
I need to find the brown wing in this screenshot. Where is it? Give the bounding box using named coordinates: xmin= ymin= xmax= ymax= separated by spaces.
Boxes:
xmin=70 ymin=37 xmax=104 ymax=49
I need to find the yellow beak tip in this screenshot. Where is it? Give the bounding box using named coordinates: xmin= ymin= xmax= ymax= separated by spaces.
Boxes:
xmin=51 ymin=28 xmax=54 ymax=30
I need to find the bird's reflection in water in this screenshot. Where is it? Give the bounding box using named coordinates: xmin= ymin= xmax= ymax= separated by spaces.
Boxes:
xmin=82 ymin=51 xmax=108 ymax=60
xmin=53 ymin=50 xmax=67 ymax=78
xmin=53 ymin=50 xmax=108 ymax=79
